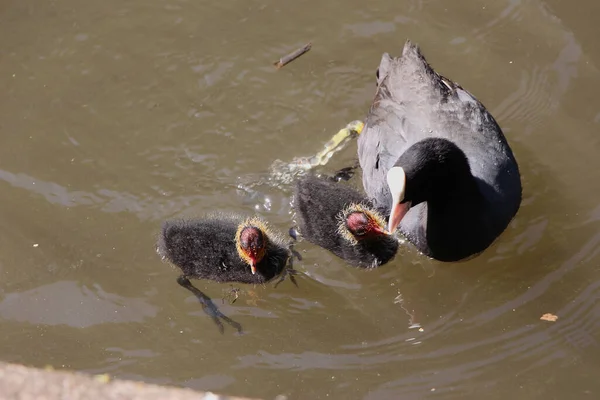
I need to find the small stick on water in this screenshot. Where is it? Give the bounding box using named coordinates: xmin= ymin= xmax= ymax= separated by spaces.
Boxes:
xmin=273 ymin=42 xmax=312 ymax=69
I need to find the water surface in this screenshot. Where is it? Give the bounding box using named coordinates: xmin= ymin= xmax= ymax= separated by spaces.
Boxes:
xmin=1 ymin=0 xmax=600 ymax=398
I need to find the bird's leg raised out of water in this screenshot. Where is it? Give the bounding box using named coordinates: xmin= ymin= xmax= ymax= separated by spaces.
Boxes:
xmin=235 ymin=121 xmax=364 ymax=213
xmin=176 ymin=275 xmax=243 ymax=335
xmin=266 ymin=120 xmax=365 ymax=185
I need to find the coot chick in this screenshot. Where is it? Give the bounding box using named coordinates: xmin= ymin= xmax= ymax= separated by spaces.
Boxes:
xmin=157 ymin=215 xmax=293 ymax=333
xmin=358 ymin=40 xmax=522 ymax=262
xmin=293 ymin=175 xmax=398 ymax=268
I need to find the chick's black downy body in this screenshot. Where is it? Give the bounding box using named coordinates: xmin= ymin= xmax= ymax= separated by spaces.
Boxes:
xmin=293 ymin=175 xmax=398 ymax=268
xmin=157 ymin=214 xmax=292 ymax=334
xmin=157 ymin=216 xmax=289 ymax=284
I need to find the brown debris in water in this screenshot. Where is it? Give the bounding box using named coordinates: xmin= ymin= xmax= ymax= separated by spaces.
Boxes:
xmin=540 ymin=313 xmax=558 ymax=322
xmin=273 ymin=42 xmax=312 ymax=69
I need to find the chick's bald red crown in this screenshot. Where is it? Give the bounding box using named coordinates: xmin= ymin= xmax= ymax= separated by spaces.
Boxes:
xmin=235 ymin=218 xmax=271 ymax=275
xmin=345 ymin=211 xmax=386 ymax=237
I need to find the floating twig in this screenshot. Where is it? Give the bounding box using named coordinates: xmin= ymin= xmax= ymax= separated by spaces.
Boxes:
xmin=273 ymin=42 xmax=312 ymax=69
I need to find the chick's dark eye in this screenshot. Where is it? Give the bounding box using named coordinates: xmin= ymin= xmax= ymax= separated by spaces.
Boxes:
xmin=354 ymin=227 xmax=367 ymax=236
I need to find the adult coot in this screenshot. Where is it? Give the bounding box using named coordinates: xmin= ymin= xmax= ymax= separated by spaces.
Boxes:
xmin=293 ymin=175 xmax=398 ymax=268
xmin=157 ymin=215 xmax=292 ymax=333
xmin=358 ymin=40 xmax=522 ymax=261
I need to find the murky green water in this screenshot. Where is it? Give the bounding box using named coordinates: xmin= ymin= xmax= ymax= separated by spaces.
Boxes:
xmin=1 ymin=0 xmax=600 ymax=398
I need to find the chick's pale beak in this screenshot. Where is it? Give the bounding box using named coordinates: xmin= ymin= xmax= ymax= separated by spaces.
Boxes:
xmin=250 ymin=261 xmax=257 ymax=275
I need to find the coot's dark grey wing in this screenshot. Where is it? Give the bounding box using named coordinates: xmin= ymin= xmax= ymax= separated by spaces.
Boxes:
xmin=360 ymin=41 xmax=521 ymax=218
xmin=359 ymin=44 xmax=441 ymax=209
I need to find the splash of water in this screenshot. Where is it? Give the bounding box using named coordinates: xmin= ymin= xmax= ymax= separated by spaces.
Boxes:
xmin=235 ymin=120 xmax=364 ymax=210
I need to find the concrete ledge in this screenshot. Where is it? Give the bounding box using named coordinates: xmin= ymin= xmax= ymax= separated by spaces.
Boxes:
xmin=0 ymin=362 xmax=262 ymax=400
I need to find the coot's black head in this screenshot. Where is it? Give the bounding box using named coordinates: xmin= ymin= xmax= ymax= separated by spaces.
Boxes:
xmin=235 ymin=217 xmax=269 ymax=275
xmin=338 ymin=204 xmax=389 ymax=245
xmin=386 ymin=138 xmax=473 ymax=233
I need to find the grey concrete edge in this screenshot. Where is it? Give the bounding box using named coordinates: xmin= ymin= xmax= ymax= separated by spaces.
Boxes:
xmin=0 ymin=362 xmax=267 ymax=400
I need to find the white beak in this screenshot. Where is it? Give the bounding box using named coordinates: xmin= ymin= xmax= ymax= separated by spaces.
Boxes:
xmin=386 ymin=167 xmax=411 ymax=232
